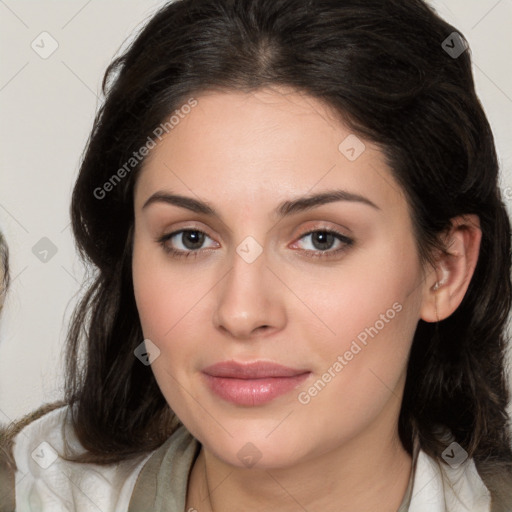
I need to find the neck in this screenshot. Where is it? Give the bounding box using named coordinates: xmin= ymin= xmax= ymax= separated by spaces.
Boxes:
xmin=186 ymin=393 xmax=412 ymax=512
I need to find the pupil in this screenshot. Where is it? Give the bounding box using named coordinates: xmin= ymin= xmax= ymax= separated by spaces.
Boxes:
xmin=183 ymin=231 xmax=204 ymax=249
xmin=313 ymin=232 xmax=334 ymax=250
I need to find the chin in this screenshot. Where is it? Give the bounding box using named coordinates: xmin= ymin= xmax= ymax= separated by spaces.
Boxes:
xmin=195 ymin=428 xmax=310 ymax=470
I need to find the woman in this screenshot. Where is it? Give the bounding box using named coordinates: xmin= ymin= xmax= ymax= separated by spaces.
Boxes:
xmin=2 ymin=0 xmax=511 ymax=510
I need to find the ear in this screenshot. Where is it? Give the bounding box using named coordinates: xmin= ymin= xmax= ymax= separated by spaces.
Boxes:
xmin=420 ymin=214 xmax=482 ymax=323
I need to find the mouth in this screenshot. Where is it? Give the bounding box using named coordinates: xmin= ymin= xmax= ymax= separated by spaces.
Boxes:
xmin=202 ymin=360 xmax=311 ymax=406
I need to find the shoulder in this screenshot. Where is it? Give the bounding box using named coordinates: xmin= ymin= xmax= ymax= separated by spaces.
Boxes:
xmin=2 ymin=402 xmax=153 ymax=512
xmin=127 ymin=423 xmax=200 ymax=510
xmin=410 ymin=447 xmax=492 ymax=512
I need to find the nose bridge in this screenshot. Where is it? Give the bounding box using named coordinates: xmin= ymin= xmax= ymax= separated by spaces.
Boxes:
xmin=212 ymin=233 xmax=283 ymax=338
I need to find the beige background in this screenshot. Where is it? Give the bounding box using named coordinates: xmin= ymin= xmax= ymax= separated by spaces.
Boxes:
xmin=0 ymin=0 xmax=511 ymax=424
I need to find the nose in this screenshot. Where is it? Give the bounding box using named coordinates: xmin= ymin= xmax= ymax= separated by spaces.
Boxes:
xmin=212 ymin=243 xmax=286 ymax=340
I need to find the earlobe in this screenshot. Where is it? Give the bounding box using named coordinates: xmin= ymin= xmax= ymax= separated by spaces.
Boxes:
xmin=420 ymin=214 xmax=482 ymax=323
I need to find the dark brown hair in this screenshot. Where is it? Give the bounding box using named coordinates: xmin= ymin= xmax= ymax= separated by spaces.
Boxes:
xmin=0 ymin=231 xmax=9 ymax=312
xmin=4 ymin=0 xmax=512 ymax=508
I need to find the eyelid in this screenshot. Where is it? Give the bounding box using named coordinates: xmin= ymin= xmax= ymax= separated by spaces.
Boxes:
xmin=293 ymin=220 xmax=353 ymax=236
xmin=157 ymin=221 xmax=215 ymax=239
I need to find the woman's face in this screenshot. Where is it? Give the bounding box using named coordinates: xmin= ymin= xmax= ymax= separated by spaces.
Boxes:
xmin=132 ymin=87 xmax=426 ymax=469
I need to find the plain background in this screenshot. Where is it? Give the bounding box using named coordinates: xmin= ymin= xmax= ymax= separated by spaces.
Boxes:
xmin=0 ymin=0 xmax=511 ymax=425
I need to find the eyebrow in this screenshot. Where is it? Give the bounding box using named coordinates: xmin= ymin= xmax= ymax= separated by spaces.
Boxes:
xmin=142 ymin=189 xmax=380 ymax=218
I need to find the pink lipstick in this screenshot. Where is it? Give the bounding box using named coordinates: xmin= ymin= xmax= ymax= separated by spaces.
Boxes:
xmin=202 ymin=361 xmax=310 ymax=406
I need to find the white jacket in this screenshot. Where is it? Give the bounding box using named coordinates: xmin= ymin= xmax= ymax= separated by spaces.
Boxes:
xmin=7 ymin=405 xmax=492 ymax=511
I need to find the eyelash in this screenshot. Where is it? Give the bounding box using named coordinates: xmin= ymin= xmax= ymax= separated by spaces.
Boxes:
xmin=156 ymin=228 xmax=354 ymax=260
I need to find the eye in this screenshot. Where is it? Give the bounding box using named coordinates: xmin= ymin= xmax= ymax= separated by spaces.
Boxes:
xmin=156 ymin=229 xmax=217 ymax=259
xmin=293 ymin=229 xmax=354 ymax=259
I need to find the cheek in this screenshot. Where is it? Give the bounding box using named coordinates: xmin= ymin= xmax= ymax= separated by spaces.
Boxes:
xmin=131 ymin=244 xmax=199 ymax=409
xmin=293 ymin=238 xmax=420 ymax=404
xmin=131 ymin=238 xmax=214 ymax=407
xmin=304 ymin=282 xmax=414 ymax=398
xmin=296 ymin=235 xmax=419 ymax=352
xmin=132 ymin=234 xmax=197 ymax=341
xmin=292 ymin=287 xmax=418 ymax=450
xmin=132 ymin=242 xmax=165 ymax=339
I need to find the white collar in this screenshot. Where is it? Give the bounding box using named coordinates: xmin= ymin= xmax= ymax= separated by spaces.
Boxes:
xmin=408 ymin=448 xmax=491 ymax=511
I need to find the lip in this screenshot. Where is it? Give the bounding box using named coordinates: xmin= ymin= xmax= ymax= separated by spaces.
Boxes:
xmin=202 ymin=361 xmax=311 ymax=406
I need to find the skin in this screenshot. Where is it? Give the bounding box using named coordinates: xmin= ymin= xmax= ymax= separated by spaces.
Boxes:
xmin=131 ymin=86 xmax=481 ymax=512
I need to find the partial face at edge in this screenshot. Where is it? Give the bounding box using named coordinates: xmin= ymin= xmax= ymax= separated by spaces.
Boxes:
xmin=131 ymin=86 xmax=425 ymax=469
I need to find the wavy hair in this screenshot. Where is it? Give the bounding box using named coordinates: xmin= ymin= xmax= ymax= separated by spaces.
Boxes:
xmin=5 ymin=0 xmax=512 ymax=507
xmin=0 ymin=231 xmax=9 ymax=312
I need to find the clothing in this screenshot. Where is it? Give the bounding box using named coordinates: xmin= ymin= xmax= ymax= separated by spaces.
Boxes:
xmin=7 ymin=405 xmax=492 ymax=511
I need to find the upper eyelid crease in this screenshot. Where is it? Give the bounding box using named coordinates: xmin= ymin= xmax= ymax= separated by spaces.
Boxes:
xmin=141 ymin=189 xmax=380 ymax=223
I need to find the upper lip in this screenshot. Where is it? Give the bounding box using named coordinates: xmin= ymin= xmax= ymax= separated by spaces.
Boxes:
xmin=202 ymin=361 xmax=310 ymax=379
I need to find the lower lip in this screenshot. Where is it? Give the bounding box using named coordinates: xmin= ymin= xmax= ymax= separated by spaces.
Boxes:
xmin=203 ymin=373 xmax=310 ymax=406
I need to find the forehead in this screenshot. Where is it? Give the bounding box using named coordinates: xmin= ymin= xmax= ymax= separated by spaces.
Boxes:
xmin=134 ymin=87 xmax=404 ymax=217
